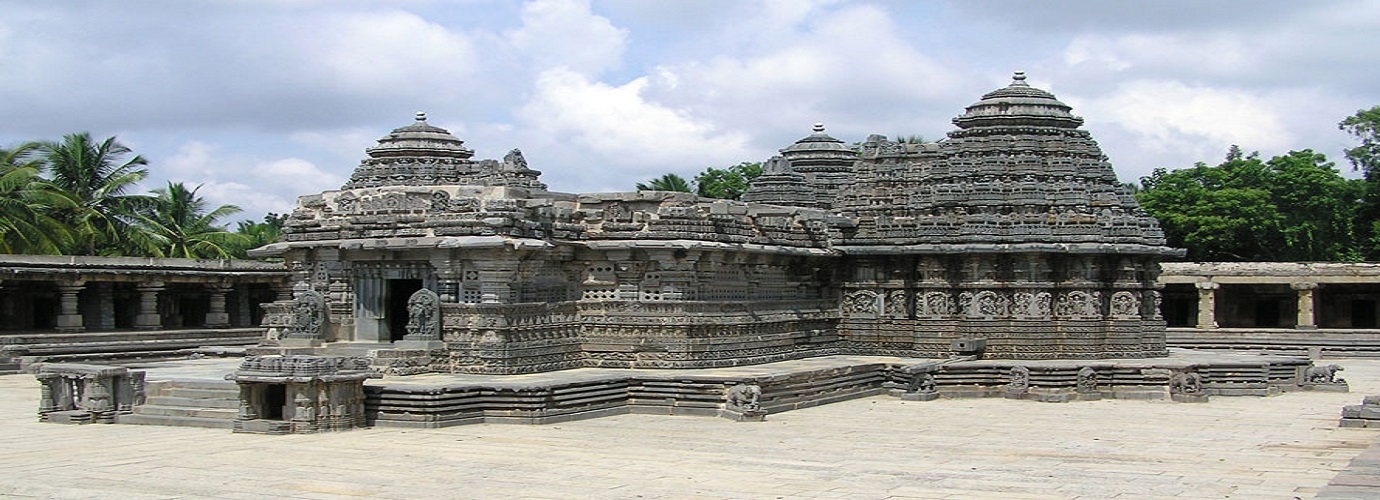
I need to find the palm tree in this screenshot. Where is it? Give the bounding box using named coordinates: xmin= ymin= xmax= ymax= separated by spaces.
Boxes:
xmin=0 ymin=144 xmax=77 ymax=254
xmin=227 ymin=213 xmax=287 ymax=258
xmin=635 ymin=173 xmax=693 ymax=193
xmin=131 ymin=181 xmax=248 ymax=259
xmin=36 ymin=133 xmax=153 ymax=255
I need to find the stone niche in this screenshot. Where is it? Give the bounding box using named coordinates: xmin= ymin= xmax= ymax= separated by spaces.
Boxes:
xmin=225 ymin=355 xmax=379 ymax=434
xmin=35 ymin=363 xmax=146 ymax=424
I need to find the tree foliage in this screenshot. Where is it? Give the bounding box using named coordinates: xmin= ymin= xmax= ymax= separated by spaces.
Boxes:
xmin=1 ymin=132 xmax=256 ymax=259
xmin=130 ymin=182 xmax=247 ymax=259
xmin=35 ymin=133 xmax=153 ymax=255
xmin=227 ymin=212 xmax=288 ymax=258
xmin=0 ymin=144 xmax=78 ymax=254
xmin=1137 ymin=147 xmax=1362 ymax=261
xmin=1341 ymin=105 xmax=1380 ymax=176
xmin=1340 ymin=106 xmax=1380 ymax=259
xmin=634 ymin=173 xmax=692 ymax=193
xmin=636 ymin=163 xmax=764 ymax=200
xmin=694 ymin=162 xmax=762 ymax=200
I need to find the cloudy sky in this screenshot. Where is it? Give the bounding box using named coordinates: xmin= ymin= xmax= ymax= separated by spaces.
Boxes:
xmin=2 ymin=0 xmax=1378 ymax=223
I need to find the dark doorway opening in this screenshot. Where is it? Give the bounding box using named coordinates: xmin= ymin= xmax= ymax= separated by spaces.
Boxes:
xmin=1353 ymin=300 xmax=1377 ymax=328
xmin=1254 ymin=299 xmax=1281 ymax=327
xmin=262 ymin=384 xmax=286 ymax=420
xmin=387 ymin=279 xmax=423 ymax=342
xmin=179 ymin=296 xmax=208 ymax=328
xmin=32 ymin=297 xmax=57 ymax=329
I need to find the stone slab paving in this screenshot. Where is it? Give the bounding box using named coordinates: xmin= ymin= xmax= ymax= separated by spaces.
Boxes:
xmin=3 ymin=358 xmax=1380 ymax=499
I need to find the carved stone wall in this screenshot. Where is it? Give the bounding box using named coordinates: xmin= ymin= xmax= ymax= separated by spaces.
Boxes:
xmin=254 ymin=73 xmax=1180 ymax=373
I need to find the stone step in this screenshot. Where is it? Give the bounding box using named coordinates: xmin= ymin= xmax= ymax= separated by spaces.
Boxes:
xmin=148 ymin=380 xmax=238 ymax=392
xmin=146 ymin=395 xmax=239 ymax=409
xmin=162 ymin=387 xmax=239 ymax=399
xmin=133 ymin=405 xmax=238 ymax=419
xmin=116 ymin=413 xmax=235 ymax=429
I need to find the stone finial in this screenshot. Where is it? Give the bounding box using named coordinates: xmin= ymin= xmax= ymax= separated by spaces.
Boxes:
xmin=812 ymin=122 xmax=825 ymax=133
xmin=1012 ymin=71 xmax=1027 ymax=84
xmin=415 ymin=111 xmax=427 ymax=122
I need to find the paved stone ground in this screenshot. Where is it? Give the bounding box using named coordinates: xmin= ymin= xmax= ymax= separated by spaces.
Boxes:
xmin=4 ymin=359 xmax=1380 ymax=499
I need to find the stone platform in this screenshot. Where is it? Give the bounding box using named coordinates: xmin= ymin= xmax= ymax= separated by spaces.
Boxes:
xmin=109 ymin=349 xmax=1325 ymax=429
xmin=4 ymin=356 xmax=1380 ymax=498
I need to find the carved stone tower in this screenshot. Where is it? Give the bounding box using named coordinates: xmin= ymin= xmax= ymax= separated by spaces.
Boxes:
xmin=833 ymin=72 xmax=1180 ymax=359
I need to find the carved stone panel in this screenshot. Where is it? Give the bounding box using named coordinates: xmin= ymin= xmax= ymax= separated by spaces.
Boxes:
xmin=404 ymin=289 xmax=441 ymax=341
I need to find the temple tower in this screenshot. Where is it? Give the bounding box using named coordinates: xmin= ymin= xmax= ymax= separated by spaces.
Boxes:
xmin=834 ymin=72 xmax=1181 ymax=359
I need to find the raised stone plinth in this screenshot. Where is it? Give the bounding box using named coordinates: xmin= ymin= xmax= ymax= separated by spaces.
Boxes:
xmin=1341 ymin=395 xmax=1380 ymax=428
xmin=225 ymin=355 xmax=379 ymax=434
xmin=35 ymin=363 xmax=146 ymax=424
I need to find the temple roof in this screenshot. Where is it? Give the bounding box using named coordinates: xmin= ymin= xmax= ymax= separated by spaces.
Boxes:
xmin=951 ymin=71 xmax=1085 ymax=130
xmin=364 ymin=112 xmax=475 ymax=160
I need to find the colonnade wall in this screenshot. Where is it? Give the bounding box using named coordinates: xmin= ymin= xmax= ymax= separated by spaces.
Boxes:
xmin=1160 ymin=262 xmax=1380 ymax=331
xmin=0 ymin=256 xmax=287 ymax=334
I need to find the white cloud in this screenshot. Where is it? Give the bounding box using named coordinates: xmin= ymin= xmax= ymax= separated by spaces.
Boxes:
xmin=639 ymin=3 xmax=969 ymax=140
xmin=154 ymin=140 xmax=345 ymax=221
xmin=518 ymin=68 xmax=753 ymax=172
xmin=505 ymin=0 xmax=626 ymax=77
xmin=1078 ymin=80 xmax=1290 ymax=156
xmin=300 ymin=10 xmax=479 ymax=96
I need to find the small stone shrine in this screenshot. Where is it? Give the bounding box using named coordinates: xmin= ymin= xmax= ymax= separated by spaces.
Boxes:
xmin=249 ymin=72 xmax=1178 ymax=374
xmin=224 ymin=355 xmax=378 ymax=434
xmin=35 ymin=363 xmax=145 ymax=424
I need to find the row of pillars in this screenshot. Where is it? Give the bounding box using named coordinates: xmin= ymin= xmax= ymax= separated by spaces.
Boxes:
xmin=53 ymin=280 xmax=237 ymax=333
xmin=1193 ymin=282 xmax=1317 ymax=330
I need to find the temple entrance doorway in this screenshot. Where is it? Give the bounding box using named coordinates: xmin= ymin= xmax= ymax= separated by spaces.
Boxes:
xmin=386 ymin=279 xmax=422 ymax=342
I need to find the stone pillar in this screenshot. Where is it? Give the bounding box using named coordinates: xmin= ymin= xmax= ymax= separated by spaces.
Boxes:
xmin=1293 ymin=282 xmax=1318 ymax=330
xmin=134 ymin=282 xmax=165 ymax=330
xmin=234 ymin=287 xmax=252 ymax=327
xmin=92 ymin=282 xmax=116 ymax=330
xmin=1195 ymin=281 xmax=1219 ymax=329
xmin=205 ymin=284 xmax=231 ymax=328
xmin=55 ymin=281 xmax=86 ymax=333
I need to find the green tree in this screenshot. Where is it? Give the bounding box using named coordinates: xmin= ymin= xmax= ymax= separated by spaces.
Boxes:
xmin=1340 ymin=106 xmax=1380 ymax=176
xmin=1339 ymin=106 xmax=1380 ymax=258
xmin=130 ymin=182 xmax=247 ymax=259
xmin=635 ymin=173 xmax=693 ymax=193
xmin=1137 ymin=147 xmax=1360 ymax=261
xmin=35 ymin=133 xmax=153 ymax=255
xmin=695 ymin=162 xmax=762 ymax=200
xmin=0 ymin=144 xmax=78 ymax=254
xmin=228 ymin=212 xmax=288 ymax=258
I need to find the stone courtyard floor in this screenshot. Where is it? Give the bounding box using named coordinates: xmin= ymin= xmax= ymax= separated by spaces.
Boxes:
xmin=4 ymin=358 xmax=1380 ymax=499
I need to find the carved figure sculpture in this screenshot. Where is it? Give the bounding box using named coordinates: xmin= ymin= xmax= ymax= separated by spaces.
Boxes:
xmin=1170 ymin=371 xmax=1203 ymax=394
xmin=1077 ymin=366 xmax=1098 ymax=393
xmin=286 ymin=290 xmax=326 ymax=339
xmin=1110 ymin=291 xmax=1140 ymax=318
xmin=725 ymin=382 xmax=762 ymax=412
xmin=908 ymin=372 xmax=937 ymax=394
xmin=404 ymin=288 xmax=441 ymax=340
xmin=1007 ymin=366 xmax=1030 ymax=392
xmin=1307 ymin=364 xmax=1345 ymax=384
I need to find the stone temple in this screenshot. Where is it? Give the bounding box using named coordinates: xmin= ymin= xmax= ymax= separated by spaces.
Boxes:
xmin=251 ymin=72 xmax=1180 ymax=375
